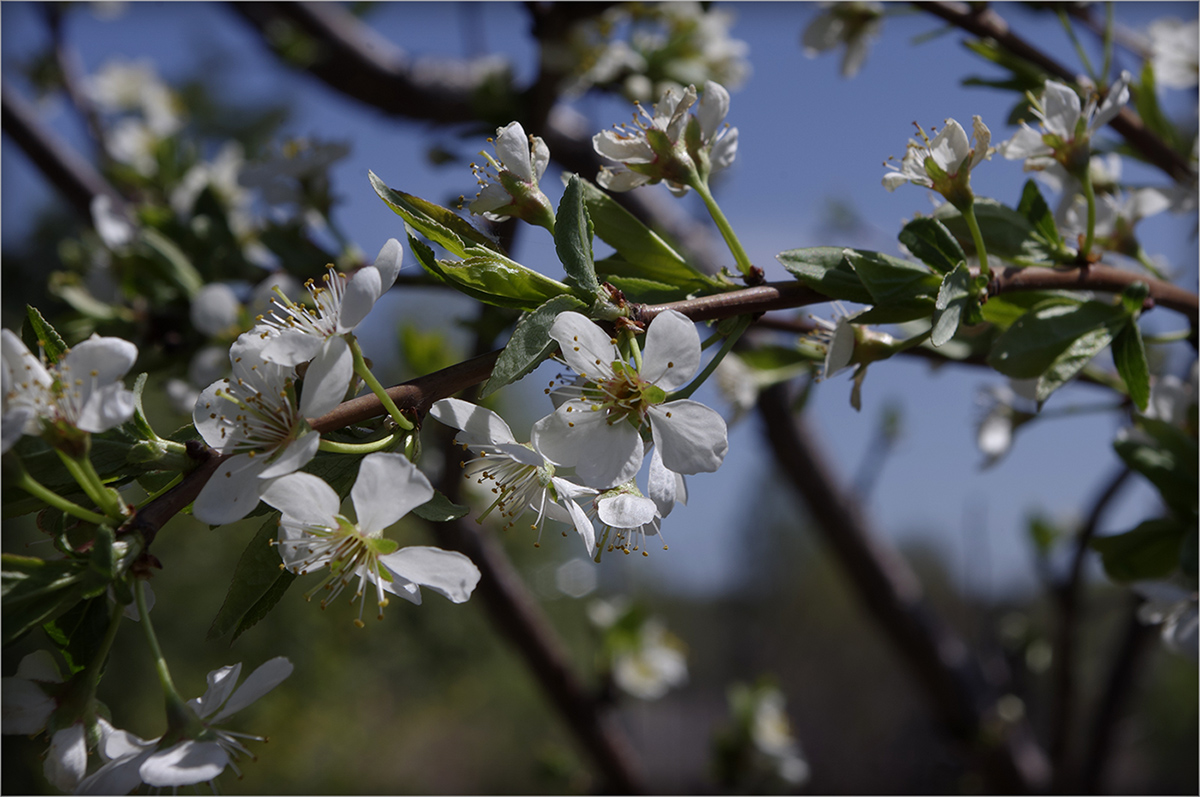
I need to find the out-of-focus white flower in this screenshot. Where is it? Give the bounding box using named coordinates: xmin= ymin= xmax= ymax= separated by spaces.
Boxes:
xmin=802 ymin=2 xmax=884 ymax=78
xmin=1147 ymin=17 xmax=1199 ymax=89
xmin=975 ymin=383 xmax=1038 ymax=467
xmin=998 ymin=73 xmax=1130 ymax=175
xmin=749 ymin=687 xmax=811 ymax=786
xmin=261 ymin=453 xmax=481 ymax=624
xmin=468 ymin=122 xmax=555 ymax=230
xmin=611 ymin=620 xmax=689 ymax=700
xmin=77 ymin=658 xmax=293 ymax=794
xmin=90 ymin=195 xmax=135 ymax=250
xmin=1 ymin=329 xmax=137 ymax=453
xmin=1134 ymin=581 xmax=1199 ymax=661
xmin=1144 ymin=361 xmax=1198 ymax=429
xmin=85 ymin=57 xmax=181 ymax=136
xmin=239 ymin=139 xmax=349 ymax=207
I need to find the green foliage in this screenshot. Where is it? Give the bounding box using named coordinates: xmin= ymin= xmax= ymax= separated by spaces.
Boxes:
xmin=43 ymin=595 xmax=111 ymax=675
xmin=1091 ymin=518 xmax=1190 ymax=583
xmin=412 ymin=492 xmax=471 ymax=523
xmin=898 ymin=217 xmax=965 ymax=275
xmin=406 ymin=233 xmax=571 ymax=313
xmin=22 ymin=305 xmax=67 ymax=363
xmin=1017 ymin=180 xmax=1064 ymax=254
xmin=842 ymin=249 xmax=940 ymax=324
xmin=572 ymin=175 xmax=720 ymax=294
xmin=1111 ymin=321 xmax=1151 ymax=412
xmin=370 ymin=171 xmax=501 ymax=259
xmin=934 ymin=198 xmax=1054 ymax=263
xmin=1114 ymin=417 xmax=1199 ymax=522
xmin=554 ymin=176 xmax=601 ymax=301
xmin=987 ymin=297 xmax=1129 ymax=402
xmin=776 ymin=247 xmax=874 ymax=305
xmin=931 ymin=262 xmax=975 ymax=347
xmin=2 ymin=548 xmax=112 ymax=646
xmin=208 ymin=516 xmax=294 ymax=643
xmin=481 ymin=294 xmax=586 ymax=399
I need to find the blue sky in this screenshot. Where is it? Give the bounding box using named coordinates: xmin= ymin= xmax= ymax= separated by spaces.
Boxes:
xmin=3 ymin=2 xmax=1197 ymax=597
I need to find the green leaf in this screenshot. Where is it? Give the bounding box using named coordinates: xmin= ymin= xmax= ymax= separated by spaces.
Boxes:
xmin=934 ymin=199 xmax=1050 ymax=262
xmin=572 ymin=175 xmax=715 ymax=292
xmin=842 ymin=249 xmax=940 ymax=323
xmin=233 ymin=570 xmax=297 ymax=643
xmin=412 ymin=490 xmax=471 ymax=522
xmin=555 ymin=177 xmax=600 ymax=300
xmin=931 ymin=261 xmax=973 ymax=347
xmin=140 ymin=227 xmax=205 ymax=299
xmin=898 ymin=218 xmax=965 ymax=275
xmin=979 ymin=292 xmax=1069 ymax=330
xmin=23 ymin=305 xmax=68 ymax=363
xmin=776 ymin=247 xmax=874 ymax=305
xmin=126 ymin=373 xmax=161 ymax=443
xmin=1112 ymin=321 xmax=1150 ymax=412
xmin=596 ymin=270 xmax=694 ymax=304
xmin=2 ymin=554 xmax=90 ymax=646
xmin=1017 ymin=180 xmax=1062 ymax=251
xmin=1114 ymin=417 xmax=1198 ymax=520
xmin=1091 ymin=518 xmax=1188 ymax=583
xmin=408 ymin=233 xmax=569 ymax=312
xmin=43 ymin=596 xmax=109 ymax=675
xmin=987 ymin=298 xmax=1128 ymax=401
xmin=370 ymin=171 xmax=499 ymax=259
xmin=481 ymin=294 xmax=586 ymax=398
xmin=208 ymin=516 xmax=291 ymax=641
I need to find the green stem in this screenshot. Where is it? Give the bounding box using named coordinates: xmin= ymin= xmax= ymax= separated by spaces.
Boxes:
xmin=319 ymin=432 xmax=404 ymax=455
xmin=1143 ymin=329 xmax=1194 ymax=345
xmin=1100 ymin=3 xmax=1115 ymax=83
xmin=349 ymin=337 xmax=414 ymax=431
xmin=960 ymin=200 xmax=991 ymax=279
xmin=141 ymin=473 xmax=184 ymax=503
xmin=14 ymin=468 xmax=109 ymax=525
xmin=693 ymin=181 xmax=755 ymax=279
xmin=136 ymin=580 xmax=182 ymax=704
xmin=55 ymin=450 xmax=126 ymax=521
xmin=1080 ymin=166 xmax=1097 ymax=260
xmin=625 ymin=329 xmax=644 ymax=371
xmin=1135 ymin=247 xmax=1168 ymax=279
xmin=1057 ymin=8 xmax=1096 ymax=82
xmin=81 ymin=600 xmax=125 ymax=696
xmin=667 ymin=315 xmax=750 ymax=401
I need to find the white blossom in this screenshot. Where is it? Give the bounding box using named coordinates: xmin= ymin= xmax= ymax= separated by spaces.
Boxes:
xmin=1147 ymin=17 xmax=1199 ymax=89
xmin=611 ymin=620 xmax=689 ymax=700
xmin=468 ymin=122 xmax=554 ymax=228
xmin=1 ymin=329 xmax=137 ymax=453
xmin=531 ymin=310 xmax=728 ymax=489
xmin=882 ymin=116 xmax=992 ymax=198
xmin=430 ymin=398 xmax=598 ymax=555
xmin=801 ymin=2 xmax=884 ymax=78
xmin=593 ymin=80 xmax=737 ymax=195
xmin=998 ymin=73 xmax=1131 ymax=172
xmin=261 ymin=453 xmax=481 ymax=624
xmin=190 ymin=331 xmax=326 ymax=524
xmin=255 ymin=240 xmax=402 ymax=415
xmin=77 ymin=658 xmax=293 ymax=793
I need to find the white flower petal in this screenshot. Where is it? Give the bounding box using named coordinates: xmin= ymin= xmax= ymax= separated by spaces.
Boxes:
xmin=337 ymin=266 xmax=383 ymax=332
xmin=257 ymin=424 xmax=319 ymax=480
xmin=260 ymin=328 xmax=323 ymax=367
xmin=649 ymin=400 xmax=728 ymax=475
xmin=140 ymin=739 xmax=229 ymax=787
xmin=648 ymin=446 xmax=683 ymax=518
xmin=697 ymin=81 xmax=730 ymax=141
xmin=298 ymin=336 xmax=352 ymax=419
xmin=188 ymin=663 xmax=242 ymax=719
xmin=379 ymin=546 xmax=482 ymax=604
xmin=351 ymin=452 xmax=433 ymax=534
xmin=593 ymin=130 xmax=656 ymax=164
xmin=192 ymin=453 xmax=273 ymax=525
xmin=640 ymin=309 xmax=700 ymax=390
xmin=45 ymin=724 xmax=88 ymax=791
xmin=76 ymin=381 xmax=136 ymax=433
xmin=532 ymin=403 xmax=643 ymax=489
xmin=929 ymin=118 xmax=970 ymax=174
xmin=598 ymin=493 xmax=657 ymax=528
xmin=597 ymin=165 xmax=653 ymax=192
xmin=494 ymin=122 xmax=533 ymax=181
xmin=549 ymin=312 xmax=618 ymax=382
xmin=262 ymin=471 xmax=340 ymax=527
xmin=372 ymin=238 xmax=404 ymax=292
xmin=212 ymin=657 xmax=293 ymax=722
xmin=429 ymin=398 xmax=520 ymax=447
xmin=190 ymin=284 xmax=241 ymax=337
xmin=1039 ymin=80 xmax=1081 ymax=138
xmin=1 ymin=678 xmax=55 ymax=735
xmin=15 ymin=650 xmax=62 ymax=683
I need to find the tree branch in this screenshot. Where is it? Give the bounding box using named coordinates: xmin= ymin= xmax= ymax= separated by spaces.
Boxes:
xmin=921 ymin=1 xmax=1197 ymax=186
xmin=756 ymin=382 xmax=1052 ymax=792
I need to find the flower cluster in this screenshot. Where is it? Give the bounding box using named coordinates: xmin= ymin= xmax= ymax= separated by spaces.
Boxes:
xmin=433 ymin=309 xmax=724 ymax=560
xmin=882 ymin=116 xmax=992 ymax=209
xmin=593 ymin=80 xmax=738 ymax=195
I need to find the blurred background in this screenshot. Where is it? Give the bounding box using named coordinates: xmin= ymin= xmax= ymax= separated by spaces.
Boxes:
xmin=2 ymin=2 xmax=1196 ymax=793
